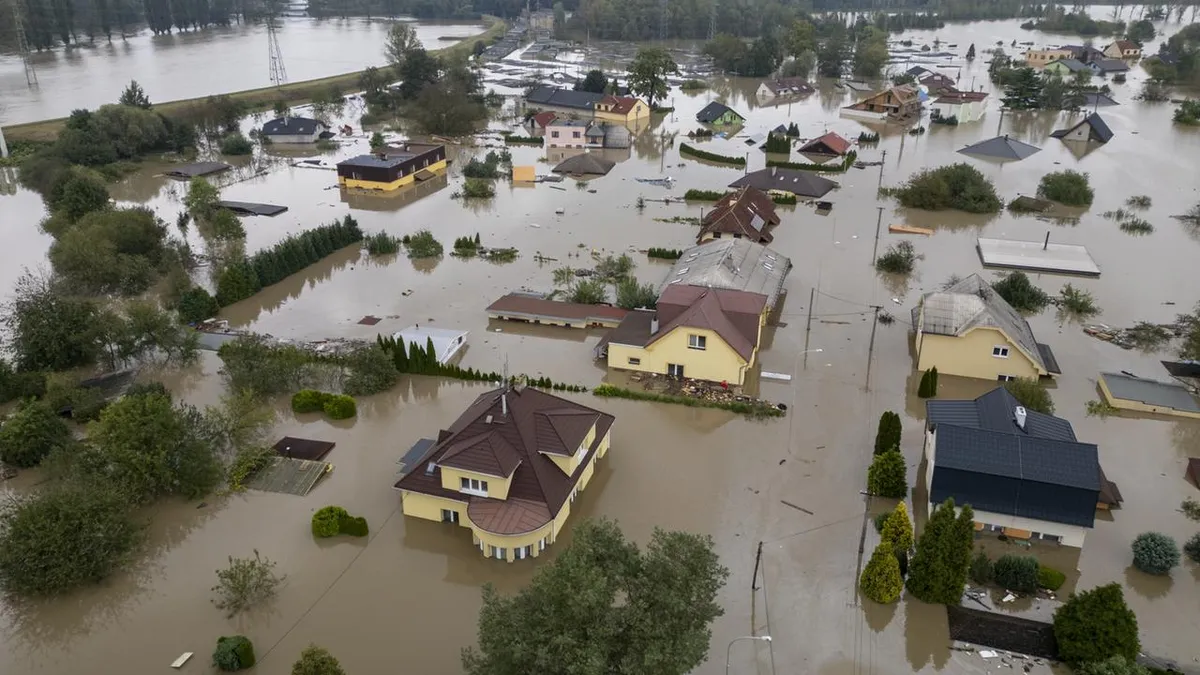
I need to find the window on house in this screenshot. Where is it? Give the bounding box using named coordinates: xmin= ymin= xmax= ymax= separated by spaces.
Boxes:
xmin=667 ymin=363 xmax=685 ymax=378
xmin=460 ymin=477 xmax=489 ymax=495
xmin=997 ymin=375 xmax=1015 ymax=382
xmin=441 ymin=509 xmax=459 ymax=523
xmin=491 ymin=546 xmax=506 ymax=560
xmin=539 ymin=538 xmax=547 ymax=551
xmin=551 ymin=131 xmax=559 ymax=138
xmin=627 ymin=357 xmax=641 ymax=366
xmin=992 ymin=346 xmax=1010 ymax=358
xmin=516 ymin=545 xmax=532 ymax=560
xmin=688 ymin=334 xmax=707 ymax=350
xmin=572 ymin=131 xmax=581 ymax=138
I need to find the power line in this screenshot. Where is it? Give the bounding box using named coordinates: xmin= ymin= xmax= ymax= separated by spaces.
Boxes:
xmin=13 ymin=1 xmax=38 ymax=86
xmin=267 ymin=14 xmax=288 ymax=87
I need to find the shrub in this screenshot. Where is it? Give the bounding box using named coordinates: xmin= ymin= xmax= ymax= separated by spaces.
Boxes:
xmin=177 ymin=286 xmax=220 ymax=323
xmin=763 ymin=134 xmax=791 ymax=154
xmin=1038 ymin=565 xmax=1066 ymax=591
xmin=463 ymin=177 xmax=496 ymax=199
xmin=0 ymin=399 xmax=71 ymax=468
xmin=873 ymin=512 xmax=890 ymax=533
xmin=1058 ymin=283 xmax=1100 ymax=317
xmin=339 ymin=515 xmax=369 ymax=537
xmin=312 ymin=506 xmax=350 ymax=538
xmin=867 ymin=450 xmax=907 ymax=498
xmin=1126 ymin=195 xmax=1151 ymax=209
xmin=292 ymin=645 xmax=346 ymax=675
xmin=771 ymin=194 xmax=797 ymax=205
xmin=1004 ymin=377 xmax=1054 ymax=414
xmin=323 ymin=394 xmax=357 ymax=420
xmin=405 ymin=229 xmax=443 ymax=259
xmin=1131 ymin=532 xmax=1180 ymax=575
xmin=291 ymin=389 xmax=329 ymax=414
xmin=647 ymin=247 xmax=682 ymax=260
xmin=683 ymin=189 xmax=724 ymax=201
xmin=1184 ymin=497 xmax=1200 ymax=521
xmin=1173 ymin=99 xmax=1200 ymax=125
xmin=1037 ymin=170 xmax=1094 ymax=207
xmin=1079 ymin=656 xmax=1151 ymax=675
xmin=874 ymin=411 xmax=902 ymax=455
xmin=766 ymin=149 xmax=857 ymax=173
xmin=680 ymin=79 xmax=707 ymax=90
xmin=969 ymin=551 xmax=993 ymax=585
xmin=993 ymin=555 xmax=1039 ymax=593
xmin=1119 ymin=217 xmax=1153 ymax=234
xmin=678 ymin=143 xmax=746 ymax=166
xmin=1183 ymin=533 xmax=1200 ymax=563
xmin=591 ymin=383 xmax=784 ymax=419
xmin=860 ymin=541 xmax=903 ymax=603
xmin=212 ymin=550 xmax=284 ymax=617
xmin=875 ymin=241 xmax=919 ymax=274
xmin=917 ymin=368 xmax=937 ymax=398
xmin=213 ymin=635 xmax=256 ymax=671
xmin=219 ymin=134 xmax=254 ymax=156
xmin=1053 ymin=583 xmax=1139 ymax=664
xmin=503 ymin=135 xmax=543 ymax=145
xmin=889 ymin=163 xmax=1001 ymax=213
xmin=858 ymin=131 xmax=880 ymax=143
xmin=880 ymin=502 xmax=913 ymax=554
xmin=992 ymin=272 xmax=1051 ymax=312
xmin=364 ymin=232 xmax=401 ymax=255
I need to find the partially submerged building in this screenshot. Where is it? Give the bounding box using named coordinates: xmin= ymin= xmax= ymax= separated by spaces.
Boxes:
xmin=1050 ymin=113 xmax=1114 ymax=144
xmin=394 ymin=385 xmax=615 ymax=561
xmin=659 ymin=238 xmax=791 ymax=310
xmin=394 ymin=325 xmax=468 ymax=364
xmin=958 ymin=135 xmax=1041 ymax=162
xmin=336 ymin=143 xmax=447 ymax=191
xmin=911 ymin=273 xmax=1061 ymax=381
xmin=486 ymin=292 xmax=627 ymax=328
xmin=697 ymin=186 xmax=780 ymax=244
xmin=729 ymin=166 xmax=838 ymax=199
xmin=525 ymin=86 xmax=605 ymax=116
xmin=930 ymin=90 xmax=989 ymax=123
xmin=797 ymin=132 xmax=851 ymax=156
xmin=696 ymin=101 xmax=746 ymax=125
xmin=260 ymin=116 xmax=331 ymax=143
xmin=1098 ymin=372 xmax=1200 ymax=419
xmin=756 ymin=77 xmax=814 ymax=99
xmin=551 ymin=153 xmax=616 ymax=176
xmin=839 ymin=84 xmax=920 ymax=122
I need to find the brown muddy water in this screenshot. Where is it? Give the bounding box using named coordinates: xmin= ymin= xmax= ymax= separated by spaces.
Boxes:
xmin=0 ymin=18 xmax=485 ymax=125
xmin=4 ymin=12 xmax=1200 ymax=675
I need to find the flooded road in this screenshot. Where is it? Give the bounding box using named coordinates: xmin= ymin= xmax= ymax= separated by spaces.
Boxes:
xmin=3 ymin=8 xmax=1200 ymax=675
xmin=0 ymin=17 xmax=485 ymax=125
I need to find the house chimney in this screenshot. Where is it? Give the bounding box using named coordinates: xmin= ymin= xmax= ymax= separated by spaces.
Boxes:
xmin=502 ymin=393 xmax=508 ymax=417
xmin=1014 ymin=406 xmax=1027 ymax=430
xmin=650 ymin=315 xmax=659 ymax=334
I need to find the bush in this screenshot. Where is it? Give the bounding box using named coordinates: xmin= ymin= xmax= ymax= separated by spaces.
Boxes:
xmin=339 ymin=515 xmax=369 ymax=537
xmin=0 ymin=484 xmax=141 ymax=596
xmin=313 ymin=506 xmax=350 ymax=538
xmin=591 ymin=384 xmax=784 ymax=419
xmin=1079 ymin=657 xmax=1151 ymax=675
xmin=364 ymin=232 xmax=401 ymax=255
xmin=1183 ymin=532 xmax=1200 ymax=563
xmin=291 ymin=389 xmax=329 ymax=413
xmin=1053 ymin=583 xmax=1139 ymax=664
xmin=867 ymin=450 xmax=907 ymax=498
xmin=875 ymin=241 xmax=919 ymax=274
xmin=405 ymin=229 xmax=443 ymax=259
xmin=219 ymin=134 xmax=254 ymax=156
xmin=880 ymin=502 xmax=913 ymax=554
xmin=213 ymin=635 xmax=256 ymax=671
xmin=993 ymin=272 xmax=1051 ymax=312
xmin=1004 ymin=377 xmax=1054 ymax=414
xmin=1058 ymin=283 xmax=1100 ymax=317
xmin=323 ymin=394 xmax=357 ymax=420
xmin=969 ymin=552 xmax=993 ymax=584
xmin=993 ymin=555 xmax=1040 ymax=592
xmin=647 ymin=247 xmax=682 ymax=260
xmin=766 ymin=150 xmax=857 ymax=173
xmin=503 ymin=135 xmax=543 ymax=145
xmin=1038 ymin=565 xmax=1066 ymax=591
xmin=678 ymin=143 xmax=746 ymax=166
xmin=683 ymin=189 xmax=724 ymax=200
xmin=860 ymin=541 xmax=903 ymax=603
xmin=1173 ymin=99 xmax=1200 ymax=125
xmin=772 ymin=194 xmax=797 ymax=205
xmin=889 ymin=163 xmax=1002 ymax=213
xmin=177 ymin=286 xmax=220 ymax=324
xmin=1131 ymin=532 xmax=1180 ymax=575
xmin=874 ymin=411 xmax=902 ymax=455
xmin=873 ymin=512 xmax=890 ymax=533
xmin=1037 ymin=170 xmax=1094 ymax=207
xmin=212 ymin=550 xmax=283 ymax=617
xmin=342 ymin=346 xmax=398 ymax=396
xmin=292 ymin=645 xmax=346 ymax=675
xmin=917 ymin=367 xmax=937 ymax=398
xmin=463 ymin=177 xmax=496 ymax=199
xmin=0 ymin=399 xmax=71 ymax=468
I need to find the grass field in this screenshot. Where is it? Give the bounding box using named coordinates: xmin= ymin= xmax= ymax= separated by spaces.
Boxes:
xmin=3 ymin=17 xmax=508 ymax=143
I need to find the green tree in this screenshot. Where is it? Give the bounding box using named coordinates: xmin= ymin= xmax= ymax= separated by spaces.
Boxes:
xmin=969 ymin=551 xmax=993 ymax=584
xmin=966 ymin=43 xmax=976 ymax=60
xmin=1131 ymin=532 xmax=1180 ymax=575
xmin=49 ymin=206 xmax=169 ymax=296
xmin=47 ymin=169 xmax=110 ymax=222
xmin=342 ymin=345 xmax=399 ymax=396
xmin=1003 ymin=377 xmax=1054 ymax=414
xmin=213 ymin=635 xmax=256 ymax=671
xmin=384 ymin=21 xmax=420 ymax=74
xmin=992 ymin=271 xmax=1051 ymax=312
xmin=212 ymin=551 xmax=283 ymax=617
xmin=185 ymin=177 xmax=221 ymax=223
xmin=1053 ymin=583 xmax=1139 ymax=664
xmin=880 ymin=502 xmax=913 ymax=554
xmin=292 ymin=646 xmax=346 ymax=675
xmin=891 ymin=163 xmax=1001 ymax=213
xmin=1037 ymin=170 xmax=1094 ymax=207
xmin=1079 ymin=657 xmax=1150 ymax=675
xmin=917 ymin=368 xmax=936 ymax=398
xmin=860 ymin=541 xmax=903 ymax=603
xmin=867 ymin=450 xmax=907 ymax=498
xmin=0 ymin=484 xmax=141 ymax=596
xmin=874 ymin=410 xmax=901 ymax=454
xmin=785 ymin=19 xmax=817 ymax=58
xmin=853 ymin=27 xmax=889 ymax=76
xmin=118 ymin=79 xmax=152 ymax=108
xmin=817 ymin=34 xmax=849 ymax=77
xmin=906 ymin=498 xmax=974 ymax=604
xmin=628 ymin=47 xmax=678 ymax=108
xmin=993 ymin=555 xmax=1040 ymax=592
xmin=1001 ymin=67 xmax=1044 ymax=109
xmin=208 ymin=210 xmax=246 ymax=242
xmin=0 ymin=400 xmax=71 ymax=468
xmin=1126 ymin=20 xmax=1155 ymax=44
xmin=4 ymin=271 xmax=102 ymax=372
xmin=569 ymin=279 xmax=608 ymax=304
xmin=462 ymin=518 xmax=728 ymax=675
xmin=369 ymin=131 xmax=386 ymax=150
xmin=577 ymin=69 xmax=609 ymax=94
xmin=616 ymin=277 xmax=657 ymax=310
xmin=395 ymin=48 xmax=441 ymax=101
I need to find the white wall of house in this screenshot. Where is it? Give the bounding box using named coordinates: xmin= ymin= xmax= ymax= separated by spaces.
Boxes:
xmin=266 ymin=129 xmax=324 ymax=144
xmin=545 ymin=123 xmax=590 ymax=148
xmin=931 ymin=504 xmax=1088 ymax=548
xmin=931 ymin=100 xmax=986 ymax=123
xmin=756 ymin=83 xmax=776 ymax=98
xmin=839 ymin=107 xmax=887 ymax=122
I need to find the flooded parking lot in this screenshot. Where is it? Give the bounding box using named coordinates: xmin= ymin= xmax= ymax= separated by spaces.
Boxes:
xmin=2 ymin=7 xmax=1200 ymax=675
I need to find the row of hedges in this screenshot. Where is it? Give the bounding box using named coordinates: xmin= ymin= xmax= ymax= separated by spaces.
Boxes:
xmin=767 ymin=149 xmax=858 ymax=173
xmin=771 ymin=194 xmax=797 ymax=205
xmin=683 ymin=188 xmax=724 ymax=201
xmin=214 ymin=215 xmax=363 ymax=307
xmin=311 ymin=505 xmax=369 ymax=538
xmin=969 ymin=552 xmax=1066 ymax=592
xmin=679 ymin=143 xmax=746 ymax=166
xmin=376 ymin=335 xmax=588 ymax=392
xmin=290 ymin=389 xmax=357 ymax=420
xmin=647 ymin=247 xmax=683 ymax=260
xmin=592 ymin=384 xmax=783 ymax=419
xmin=504 ymin=135 xmax=543 ymax=145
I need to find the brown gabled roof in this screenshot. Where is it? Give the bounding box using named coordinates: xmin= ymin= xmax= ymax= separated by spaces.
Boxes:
xmin=698 ymin=186 xmax=780 ymax=243
xmin=487 ymin=293 xmax=628 ymax=323
xmin=933 ymin=90 xmax=989 ymax=104
xmin=598 ymin=95 xmax=641 ymax=115
xmin=1113 ymin=39 xmax=1139 ymax=52
xmin=531 ymin=111 xmax=558 ymax=128
xmin=919 ymin=72 xmax=957 ymax=92
xmin=798 ymin=132 xmax=852 ymax=156
xmin=649 ymin=285 xmax=766 ymax=361
xmin=439 ymin=430 xmax=523 ymax=477
xmin=394 ymin=387 xmax=616 ymax=533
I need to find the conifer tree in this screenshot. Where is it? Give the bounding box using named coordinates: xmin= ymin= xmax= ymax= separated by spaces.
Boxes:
xmin=880 ymin=502 xmax=913 ymax=555
xmin=867 ymin=450 xmax=907 ymax=499
xmin=906 ymin=498 xmax=974 ymax=604
xmin=426 ymin=337 xmax=438 ymax=373
xmin=860 ymin=541 xmax=903 ymax=603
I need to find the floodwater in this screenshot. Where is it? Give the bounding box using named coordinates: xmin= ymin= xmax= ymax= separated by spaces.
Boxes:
xmin=4 ymin=9 xmax=1200 ymax=675
xmin=0 ymin=17 xmax=486 ymax=125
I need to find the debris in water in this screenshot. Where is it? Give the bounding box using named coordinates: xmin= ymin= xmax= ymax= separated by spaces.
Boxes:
xmin=171 ymin=653 xmax=193 ymax=668
xmin=980 ymin=650 xmax=999 ymax=659
xmin=1002 ymin=593 xmax=1016 ymax=603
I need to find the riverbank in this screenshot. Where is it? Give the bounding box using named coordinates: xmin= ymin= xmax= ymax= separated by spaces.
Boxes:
xmin=2 ymin=16 xmax=507 ymax=143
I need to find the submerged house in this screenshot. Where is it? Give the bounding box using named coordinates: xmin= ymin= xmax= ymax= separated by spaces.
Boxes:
xmin=839 ymin=84 xmax=921 ymax=122
xmin=336 ymin=143 xmax=447 ymax=191
xmin=659 ymin=238 xmax=791 ymax=311
xmin=394 ymin=386 xmax=615 ymax=561
xmin=1050 ymin=113 xmax=1113 ymax=144
xmin=697 ymin=186 xmax=781 ymax=244
xmin=260 ymin=116 xmax=330 ymax=143
xmin=729 ymin=166 xmax=838 ymax=199
xmin=525 ymin=86 xmax=605 ymax=116
xmin=911 ymin=273 xmax=1061 ymax=381
xmin=1104 ymin=39 xmax=1142 ymax=59
xmin=696 ymin=101 xmax=746 ymax=126
xmin=1043 ymin=58 xmax=1090 ymax=77
xmin=756 ymin=77 xmax=815 ymax=99
xmin=593 ymin=95 xmax=650 ymax=123
xmin=598 ymin=285 xmax=768 ymax=385
xmin=1023 ymin=47 xmax=1075 ymax=68
xmin=797 ymin=132 xmax=851 ymax=156
xmin=924 ymin=387 xmax=1108 ymax=547
xmin=546 ymin=119 xmax=595 ymax=148
xmin=930 ymin=90 xmax=989 ymax=123
xmin=394 ymin=325 xmax=468 ymax=364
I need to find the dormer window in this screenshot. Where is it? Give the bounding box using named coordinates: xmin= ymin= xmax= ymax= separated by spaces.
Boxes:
xmin=460 ymin=477 xmax=489 ymax=496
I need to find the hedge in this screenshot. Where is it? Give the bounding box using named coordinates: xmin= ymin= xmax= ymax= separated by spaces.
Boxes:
xmin=767 ymin=149 xmax=857 ymax=173
xmin=771 ymin=194 xmax=797 ymax=205
xmin=679 ymin=143 xmax=746 ymax=166
xmin=291 ymin=389 xmax=329 ymax=413
xmin=592 ymin=383 xmax=783 ymax=419
xmin=504 ymin=135 xmax=543 ymax=145
xmin=1038 ymin=566 xmax=1066 ymax=591
xmin=323 ymin=394 xmax=357 ymax=420
xmin=376 ymin=335 xmax=588 ymax=392
xmin=647 ymin=247 xmax=683 ymax=260
xmin=312 ymin=506 xmax=349 ymax=537
xmin=683 ymin=189 xmax=724 ymax=201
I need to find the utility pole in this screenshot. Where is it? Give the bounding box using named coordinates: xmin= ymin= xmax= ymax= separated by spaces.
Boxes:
xmin=864 ymin=305 xmax=881 ymax=390
xmin=871 ymin=206 xmax=884 ymax=264
xmin=876 ymin=148 xmax=887 ymax=188
xmin=750 ymin=541 xmax=763 ymax=591
xmin=267 ymin=14 xmax=288 ymax=87
xmin=13 ymin=2 xmax=38 ymax=86
xmin=802 ymin=287 xmax=816 ymax=369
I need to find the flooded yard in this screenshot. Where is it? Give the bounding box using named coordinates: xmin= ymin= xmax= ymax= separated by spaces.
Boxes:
xmin=2 ymin=8 xmax=1200 ymax=675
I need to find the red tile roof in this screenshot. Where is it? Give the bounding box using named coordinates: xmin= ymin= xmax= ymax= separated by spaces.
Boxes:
xmin=598 ymin=95 xmax=642 ymax=115
xmin=487 ymin=293 xmax=628 ymax=323
xmin=933 ymin=90 xmax=989 ymax=104
xmin=698 ymin=187 xmax=781 ymax=243
xmin=649 ymin=285 xmax=767 ymax=361
xmin=798 ymin=132 xmax=852 ymax=156
xmin=531 ymin=111 xmax=558 ymax=128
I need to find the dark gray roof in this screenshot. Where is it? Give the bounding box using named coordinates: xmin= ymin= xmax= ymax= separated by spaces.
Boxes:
xmin=261 ymin=116 xmax=326 ymax=135
xmin=1091 ymin=58 xmax=1129 ymax=72
xmin=1100 ymin=372 xmax=1200 ymax=413
xmin=1050 ymin=113 xmax=1113 ymax=143
xmin=551 ymin=153 xmax=615 ymax=176
xmin=1082 ymin=92 xmax=1120 ymax=107
xmin=1050 ymin=58 xmax=1089 ymax=72
xmin=525 ymin=86 xmax=604 ymax=110
xmin=338 ymin=154 xmax=410 ymax=169
xmin=958 ymin=135 xmax=1042 ymax=161
xmin=927 ymin=387 xmax=1077 ymax=441
xmin=218 ymin=201 xmax=288 ymax=217
xmin=696 ymin=101 xmax=743 ymax=123
xmin=729 ymin=167 xmax=837 ymax=198
xmin=163 ymin=161 xmax=231 ymax=178
xmin=931 ymin=424 xmax=1100 ymax=527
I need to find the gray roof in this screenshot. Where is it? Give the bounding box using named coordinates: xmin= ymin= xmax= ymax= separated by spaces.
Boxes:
xmin=1081 ymin=92 xmax=1120 ymax=107
xmin=261 ymin=116 xmax=326 ymax=136
xmin=729 ymin=167 xmax=838 ymax=198
xmin=912 ymin=273 xmax=1058 ymax=374
xmin=338 ymin=154 xmax=410 ymax=169
xmin=1050 ymin=113 xmax=1113 ymax=143
xmin=697 ymin=101 xmax=743 ymax=123
xmin=927 ymin=387 xmax=1077 ymax=441
xmin=526 ymin=86 xmax=604 ymax=110
xmin=958 ymin=135 xmax=1042 ymax=161
xmin=659 ymin=239 xmax=791 ymax=308
xmin=1092 ymin=58 xmax=1130 ymax=72
xmin=585 ymin=125 xmax=605 ymax=138
xmin=1050 ymin=58 xmax=1089 ymax=72
xmin=1101 ymin=372 xmax=1200 ymax=413
xmin=552 ymin=119 xmax=590 ymax=127
xmin=551 ymin=153 xmax=615 ymax=176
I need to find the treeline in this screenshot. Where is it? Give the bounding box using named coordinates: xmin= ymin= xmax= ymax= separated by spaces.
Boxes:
xmin=306 ymin=0 xmax=535 ymax=19
xmin=376 ymin=335 xmax=589 ymax=391
xmin=15 ymin=0 xmax=283 ymax=49
xmin=1147 ymin=23 xmax=1200 ymax=84
xmin=215 ymin=215 xmax=363 ymax=306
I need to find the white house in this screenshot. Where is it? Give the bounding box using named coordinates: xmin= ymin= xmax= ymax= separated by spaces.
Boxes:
xmin=923 ymin=388 xmax=1105 ymax=548
xmin=755 ymin=77 xmax=814 ymax=100
xmin=260 ymin=116 xmax=330 ymax=144
xmin=394 ymin=325 xmax=468 ymax=364
xmin=930 ymin=90 xmax=989 ymax=123
xmin=545 ymin=119 xmax=594 ymax=148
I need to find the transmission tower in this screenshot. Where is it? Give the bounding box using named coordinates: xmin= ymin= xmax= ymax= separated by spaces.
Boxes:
xmin=267 ymin=17 xmax=288 ymax=87
xmin=13 ymin=1 xmax=38 ymax=86
xmin=659 ymin=0 xmax=668 ymax=41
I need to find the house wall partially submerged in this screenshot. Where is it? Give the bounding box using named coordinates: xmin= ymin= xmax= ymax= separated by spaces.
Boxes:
xmin=916 ymin=327 xmax=1043 ymax=381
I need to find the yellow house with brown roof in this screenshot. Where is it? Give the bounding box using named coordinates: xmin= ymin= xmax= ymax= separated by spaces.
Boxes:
xmin=593 ymin=95 xmax=651 ymax=123
xmin=394 ymin=386 xmax=614 ymax=561
xmin=599 ymin=284 xmax=768 ymax=385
